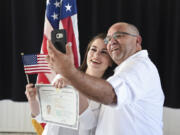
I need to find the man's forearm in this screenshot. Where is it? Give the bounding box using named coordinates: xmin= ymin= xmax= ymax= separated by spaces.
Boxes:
xmin=65 ymin=68 xmax=117 ymax=105
xmin=46 ymin=42 xmax=117 ymax=104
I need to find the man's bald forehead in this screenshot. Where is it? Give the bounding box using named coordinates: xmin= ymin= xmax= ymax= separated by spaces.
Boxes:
xmin=109 ymin=22 xmax=140 ymax=35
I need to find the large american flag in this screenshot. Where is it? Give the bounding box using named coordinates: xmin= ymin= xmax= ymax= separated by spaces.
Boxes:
xmin=22 ymin=54 xmax=51 ymax=74
xmin=37 ymin=0 xmax=80 ymax=84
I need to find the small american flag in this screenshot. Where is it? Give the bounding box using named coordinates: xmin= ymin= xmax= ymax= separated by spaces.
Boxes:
xmin=22 ymin=54 xmax=51 ymax=74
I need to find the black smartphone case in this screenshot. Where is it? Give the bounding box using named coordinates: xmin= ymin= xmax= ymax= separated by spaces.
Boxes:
xmin=51 ymin=29 xmax=67 ymax=53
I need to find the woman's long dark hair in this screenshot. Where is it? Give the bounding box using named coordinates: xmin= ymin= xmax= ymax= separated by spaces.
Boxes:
xmin=79 ymin=33 xmax=117 ymax=79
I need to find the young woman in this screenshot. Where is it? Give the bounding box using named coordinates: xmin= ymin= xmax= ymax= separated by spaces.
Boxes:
xmin=26 ymin=33 xmax=116 ymax=135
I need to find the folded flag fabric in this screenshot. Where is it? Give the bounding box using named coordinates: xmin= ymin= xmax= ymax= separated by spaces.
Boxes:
xmin=22 ymin=54 xmax=51 ymax=74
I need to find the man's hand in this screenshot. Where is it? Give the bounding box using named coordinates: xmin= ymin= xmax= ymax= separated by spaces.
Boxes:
xmin=46 ymin=40 xmax=75 ymax=77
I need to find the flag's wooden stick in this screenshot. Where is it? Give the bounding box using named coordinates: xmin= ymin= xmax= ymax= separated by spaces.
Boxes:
xmin=21 ymin=52 xmax=30 ymax=84
xmin=26 ymin=74 xmax=30 ymax=84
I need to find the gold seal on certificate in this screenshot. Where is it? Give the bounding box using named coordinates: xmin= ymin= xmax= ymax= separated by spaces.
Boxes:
xmin=36 ymin=84 xmax=79 ymax=130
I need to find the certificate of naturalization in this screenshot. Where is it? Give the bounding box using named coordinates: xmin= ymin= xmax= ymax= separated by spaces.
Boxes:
xmin=36 ymin=84 xmax=79 ymax=130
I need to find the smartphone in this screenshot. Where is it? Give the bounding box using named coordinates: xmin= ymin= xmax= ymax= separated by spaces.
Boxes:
xmin=51 ymin=29 xmax=67 ymax=53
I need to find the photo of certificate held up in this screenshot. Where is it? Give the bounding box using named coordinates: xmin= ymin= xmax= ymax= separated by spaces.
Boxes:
xmin=36 ymin=84 xmax=79 ymax=130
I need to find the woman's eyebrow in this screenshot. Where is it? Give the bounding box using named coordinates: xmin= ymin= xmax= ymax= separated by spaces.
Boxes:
xmin=91 ymin=45 xmax=97 ymax=48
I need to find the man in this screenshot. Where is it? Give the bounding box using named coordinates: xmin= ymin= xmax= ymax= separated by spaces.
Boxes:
xmin=47 ymin=22 xmax=164 ymax=135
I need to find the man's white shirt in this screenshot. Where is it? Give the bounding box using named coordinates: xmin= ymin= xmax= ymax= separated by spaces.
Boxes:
xmin=95 ymin=50 xmax=164 ymax=135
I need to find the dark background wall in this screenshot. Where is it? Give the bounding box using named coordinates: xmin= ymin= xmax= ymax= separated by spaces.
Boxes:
xmin=0 ymin=0 xmax=179 ymax=108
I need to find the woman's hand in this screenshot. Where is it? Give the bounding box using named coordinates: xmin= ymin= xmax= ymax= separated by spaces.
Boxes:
xmin=25 ymin=83 xmax=40 ymax=117
xmin=53 ymin=77 xmax=69 ymax=88
xmin=25 ymin=83 xmax=37 ymax=101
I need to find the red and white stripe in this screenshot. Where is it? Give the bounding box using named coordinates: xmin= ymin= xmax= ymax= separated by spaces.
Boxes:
xmin=24 ymin=54 xmax=51 ymax=74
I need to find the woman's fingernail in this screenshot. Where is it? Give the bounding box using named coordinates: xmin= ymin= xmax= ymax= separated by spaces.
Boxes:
xmin=68 ymin=42 xmax=72 ymax=46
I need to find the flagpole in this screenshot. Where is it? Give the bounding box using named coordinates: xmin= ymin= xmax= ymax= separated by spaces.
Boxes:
xmin=26 ymin=74 xmax=30 ymax=84
xmin=21 ymin=52 xmax=30 ymax=84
